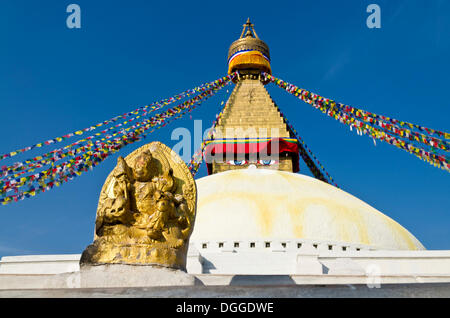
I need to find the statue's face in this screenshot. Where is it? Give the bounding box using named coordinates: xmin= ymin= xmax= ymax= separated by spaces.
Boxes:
xmin=156 ymin=198 xmax=171 ymax=212
xmin=133 ymin=152 xmax=155 ymax=182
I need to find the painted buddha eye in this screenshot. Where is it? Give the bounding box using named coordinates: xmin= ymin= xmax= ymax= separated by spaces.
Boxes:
xmin=258 ymin=159 xmax=277 ymax=166
xmin=227 ymin=160 xmax=248 ymax=165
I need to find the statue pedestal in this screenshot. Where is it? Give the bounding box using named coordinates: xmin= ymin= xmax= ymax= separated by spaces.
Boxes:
xmin=78 ymin=264 xmax=200 ymax=288
xmin=0 ymin=264 xmax=200 ymax=290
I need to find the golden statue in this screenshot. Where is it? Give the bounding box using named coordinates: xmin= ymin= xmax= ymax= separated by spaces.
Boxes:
xmin=80 ymin=142 xmax=197 ymax=270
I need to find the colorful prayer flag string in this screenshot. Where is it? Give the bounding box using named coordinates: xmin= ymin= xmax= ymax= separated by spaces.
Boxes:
xmin=0 ymin=76 xmax=234 ymax=162
xmin=187 ymin=92 xmax=232 ymax=176
xmin=0 ymin=74 xmax=236 ymax=204
xmin=264 ymin=73 xmax=449 ymax=146
xmin=1 ymin=75 xmax=235 ymax=179
xmin=279 ymin=111 xmax=338 ymax=187
xmin=264 ymin=73 xmax=450 ymax=173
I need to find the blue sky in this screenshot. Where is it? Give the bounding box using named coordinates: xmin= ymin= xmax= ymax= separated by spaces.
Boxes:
xmin=0 ymin=0 xmax=449 ymax=257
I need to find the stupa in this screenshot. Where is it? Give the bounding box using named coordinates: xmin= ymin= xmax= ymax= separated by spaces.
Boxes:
xmin=1 ymin=19 xmax=450 ymax=297
xmin=185 ymin=19 xmax=433 ymax=279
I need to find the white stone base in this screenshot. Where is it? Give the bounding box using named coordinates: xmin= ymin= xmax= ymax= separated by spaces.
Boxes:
xmin=0 ymin=264 xmax=199 ymax=290
xmin=3 ymin=245 xmax=450 ymax=289
xmin=78 ymin=264 xmax=199 ymax=288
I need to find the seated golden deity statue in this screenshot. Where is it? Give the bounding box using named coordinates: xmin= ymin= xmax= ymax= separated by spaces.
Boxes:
xmin=80 ymin=142 xmax=197 ymax=270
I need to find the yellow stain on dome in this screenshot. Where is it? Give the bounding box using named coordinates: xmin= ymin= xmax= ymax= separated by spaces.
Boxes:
xmin=383 ymin=214 xmax=417 ymax=250
xmin=192 ymin=169 xmax=425 ymax=251
xmin=275 ymin=172 xmax=372 ymax=245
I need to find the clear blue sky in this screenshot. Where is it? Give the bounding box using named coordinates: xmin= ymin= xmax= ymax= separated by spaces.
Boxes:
xmin=0 ymin=0 xmax=449 ymax=257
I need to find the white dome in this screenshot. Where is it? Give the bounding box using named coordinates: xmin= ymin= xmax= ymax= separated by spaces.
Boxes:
xmin=190 ymin=169 xmax=424 ymax=251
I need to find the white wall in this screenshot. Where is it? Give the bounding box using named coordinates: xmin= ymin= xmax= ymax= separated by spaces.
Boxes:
xmin=1 ymin=240 xmax=450 ymax=287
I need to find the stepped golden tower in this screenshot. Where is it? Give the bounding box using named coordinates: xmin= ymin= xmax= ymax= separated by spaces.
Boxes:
xmin=206 ymin=19 xmax=299 ymax=174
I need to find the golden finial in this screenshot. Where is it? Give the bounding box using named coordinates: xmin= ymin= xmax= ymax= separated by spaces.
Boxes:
xmin=240 ymin=18 xmax=259 ymax=39
xmin=227 ymin=19 xmax=271 ymax=75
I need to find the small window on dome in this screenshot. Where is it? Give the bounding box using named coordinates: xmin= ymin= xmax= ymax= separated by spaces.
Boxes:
xmin=218 ymin=242 xmax=224 ymax=248
xmin=202 ymin=243 xmax=207 ymax=249
xmin=297 ymin=243 xmax=302 ymax=249
xmin=328 ymin=245 xmax=333 ymax=250
xmin=265 ymin=242 xmax=271 ymax=248
xmin=313 ymin=244 xmax=318 ymax=249
xmin=234 ymin=242 xmax=239 ymax=248
xmin=281 ymin=242 xmax=287 ymax=248
xmin=250 ymin=242 xmax=255 ymax=248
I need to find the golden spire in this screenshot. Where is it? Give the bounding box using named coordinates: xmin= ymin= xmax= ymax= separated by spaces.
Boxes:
xmin=209 ymin=78 xmax=296 ymax=174
xmin=240 ymin=18 xmax=259 ymax=39
xmin=227 ymin=19 xmax=271 ymax=75
xmin=208 ymin=21 xmax=295 ymax=174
